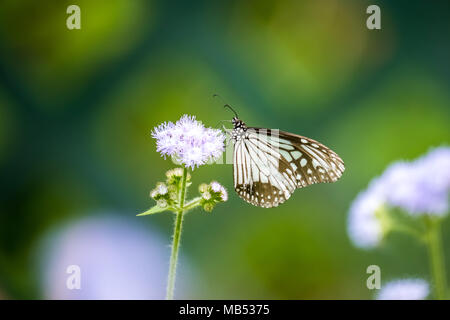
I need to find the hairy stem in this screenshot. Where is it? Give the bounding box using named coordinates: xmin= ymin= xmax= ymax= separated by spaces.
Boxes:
xmin=183 ymin=197 xmax=202 ymax=211
xmin=166 ymin=167 xmax=188 ymax=300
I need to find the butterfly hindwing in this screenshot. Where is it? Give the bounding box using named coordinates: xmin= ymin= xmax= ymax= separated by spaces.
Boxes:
xmin=234 ymin=128 xmax=298 ymax=208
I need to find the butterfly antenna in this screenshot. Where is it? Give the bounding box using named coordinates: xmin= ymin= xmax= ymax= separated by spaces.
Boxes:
xmin=224 ymin=104 xmax=239 ymax=118
xmin=213 ymin=94 xmax=239 ymax=118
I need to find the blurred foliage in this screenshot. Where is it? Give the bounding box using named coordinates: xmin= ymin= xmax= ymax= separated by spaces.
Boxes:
xmin=226 ymin=0 xmax=392 ymax=109
xmin=0 ymin=0 xmax=152 ymax=106
xmin=0 ymin=90 xmax=16 ymax=164
xmin=0 ymin=0 xmax=448 ymax=299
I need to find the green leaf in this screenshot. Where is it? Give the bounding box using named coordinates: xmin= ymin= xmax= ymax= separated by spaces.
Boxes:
xmin=137 ymin=205 xmax=170 ymax=216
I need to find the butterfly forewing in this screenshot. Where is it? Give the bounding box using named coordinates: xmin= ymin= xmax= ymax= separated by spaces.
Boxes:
xmin=276 ymin=130 xmax=345 ymax=187
xmin=232 ymin=123 xmax=344 ymax=208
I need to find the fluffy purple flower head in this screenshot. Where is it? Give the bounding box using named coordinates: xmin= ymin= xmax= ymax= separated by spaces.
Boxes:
xmin=414 ymin=146 xmax=450 ymax=204
xmin=377 ymin=279 xmax=429 ymax=300
xmin=383 ymin=147 xmax=449 ymax=216
xmin=347 ymin=146 xmax=449 ymax=248
xmin=210 ymin=181 xmax=228 ymax=201
xmin=152 ymin=115 xmax=225 ymax=169
xmin=347 ymin=177 xmax=386 ymax=249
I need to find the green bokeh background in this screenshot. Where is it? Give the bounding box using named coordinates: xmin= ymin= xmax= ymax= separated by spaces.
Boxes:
xmin=0 ymin=0 xmax=448 ymax=299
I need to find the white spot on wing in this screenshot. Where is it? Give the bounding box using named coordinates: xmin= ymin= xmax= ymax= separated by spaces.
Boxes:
xmin=300 ymin=158 xmax=307 ymax=167
xmin=291 ymin=151 xmax=302 ymax=160
xmin=280 ymin=150 xmax=293 ymax=162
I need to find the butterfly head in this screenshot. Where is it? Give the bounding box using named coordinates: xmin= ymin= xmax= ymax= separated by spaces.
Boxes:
xmin=231 ymin=117 xmax=247 ymax=141
xmin=232 ymin=117 xmax=245 ymax=127
xmin=218 ymin=100 xmax=246 ymax=137
xmin=232 ymin=117 xmax=247 ymax=130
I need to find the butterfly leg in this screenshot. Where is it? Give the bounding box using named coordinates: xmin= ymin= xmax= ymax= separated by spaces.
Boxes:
xmin=214 ymin=119 xmax=232 ymax=130
xmin=222 ymin=126 xmax=233 ymax=146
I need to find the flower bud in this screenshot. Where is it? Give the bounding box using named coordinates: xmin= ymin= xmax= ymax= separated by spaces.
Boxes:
xmin=209 ymin=181 xmax=228 ymax=202
xmin=203 ymin=203 xmax=214 ymax=212
xmin=157 ymin=199 xmax=168 ymax=208
xmin=199 ymin=183 xmax=208 ymax=193
xmin=156 ymin=182 xmax=168 ymax=195
xmin=202 ymin=192 xmax=212 ymax=200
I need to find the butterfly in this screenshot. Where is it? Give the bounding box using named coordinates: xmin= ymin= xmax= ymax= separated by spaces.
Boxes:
xmin=225 ymin=105 xmax=345 ymax=208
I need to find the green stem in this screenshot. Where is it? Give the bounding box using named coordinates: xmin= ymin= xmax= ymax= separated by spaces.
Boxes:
xmin=390 ymin=224 xmax=425 ymax=241
xmin=183 ymin=197 xmax=202 ymax=211
xmin=425 ymin=217 xmax=447 ymax=300
xmin=166 ymin=167 xmax=188 ymax=300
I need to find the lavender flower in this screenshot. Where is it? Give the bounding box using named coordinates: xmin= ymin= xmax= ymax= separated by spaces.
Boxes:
xmin=383 ymin=147 xmax=449 ymax=216
xmin=198 ymin=181 xmax=228 ymax=212
xmin=347 ymin=178 xmax=386 ymax=249
xmin=144 ymin=116 xmax=228 ymax=299
xmin=420 ymin=147 xmax=450 ymax=191
xmin=39 ymin=215 xmax=175 ymax=299
xmin=210 ymin=181 xmax=228 ymax=201
xmin=348 ymin=146 xmax=450 ymax=248
xmin=202 ymin=191 xmax=212 ymax=200
xmin=377 ymin=279 xmax=429 ymax=300
xmin=152 ymin=115 xmax=225 ymax=169
xmin=156 ymin=182 xmax=168 ymax=195
xmin=150 ymin=182 xmax=169 ymax=199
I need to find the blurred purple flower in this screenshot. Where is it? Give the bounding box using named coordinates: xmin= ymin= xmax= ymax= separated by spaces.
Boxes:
xmin=377 ymin=279 xmax=429 ymax=300
xmin=38 ymin=215 xmax=189 ymax=299
xmin=383 ymin=147 xmax=449 ymax=216
xmin=151 ymin=115 xmax=225 ymax=169
xmin=347 ymin=178 xmax=385 ymax=248
xmin=348 ymin=146 xmax=449 ymax=248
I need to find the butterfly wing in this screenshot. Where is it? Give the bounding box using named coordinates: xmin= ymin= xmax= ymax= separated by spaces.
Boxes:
xmin=233 ymin=128 xmax=344 ymax=208
xmin=276 ymin=130 xmax=345 ymax=187
xmin=233 ymin=133 xmax=297 ymax=208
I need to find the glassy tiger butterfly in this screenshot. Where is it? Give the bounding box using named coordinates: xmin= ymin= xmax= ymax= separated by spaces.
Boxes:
xmin=226 ymin=105 xmax=345 ymax=208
